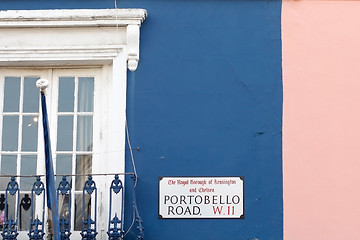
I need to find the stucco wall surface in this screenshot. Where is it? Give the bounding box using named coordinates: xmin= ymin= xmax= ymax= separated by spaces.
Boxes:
xmin=283 ymin=1 xmax=360 ymax=239
xmin=124 ymin=1 xmax=283 ymax=239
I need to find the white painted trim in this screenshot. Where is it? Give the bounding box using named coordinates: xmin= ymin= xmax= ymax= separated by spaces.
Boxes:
xmin=0 ymin=9 xmax=146 ymax=28
xmin=0 ymin=9 xmax=147 ymax=71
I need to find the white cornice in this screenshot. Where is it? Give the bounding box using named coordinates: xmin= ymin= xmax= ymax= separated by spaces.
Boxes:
xmin=0 ymin=9 xmax=147 ymax=28
xmin=0 ymin=45 xmax=121 ymax=67
xmin=0 ymin=9 xmax=147 ymax=71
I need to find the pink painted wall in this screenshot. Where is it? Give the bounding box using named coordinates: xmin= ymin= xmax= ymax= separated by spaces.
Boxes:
xmin=282 ymin=1 xmax=360 ymax=239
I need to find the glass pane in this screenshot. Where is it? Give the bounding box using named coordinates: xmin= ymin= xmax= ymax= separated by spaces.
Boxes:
xmin=74 ymin=194 xmax=91 ymax=231
xmin=76 ymin=116 xmax=93 ymax=151
xmin=5 ymin=194 xmax=16 ymax=220
xmin=57 ymin=116 xmax=73 ymax=151
xmin=2 ymin=116 xmax=19 ymax=151
xmin=56 ymin=154 xmax=72 ymax=187
xmin=0 ymin=155 xmax=17 ymax=190
xmin=75 ymin=155 xmax=92 ymax=191
xmin=23 ymin=77 xmax=40 ymax=113
xmin=20 ymin=155 xmax=37 ymax=191
xmin=58 ymin=77 xmax=74 ymax=112
xmin=3 ymin=77 xmax=20 ymax=112
xmin=59 ymin=193 xmax=70 ymax=221
xmin=78 ymin=77 xmax=94 ymax=112
xmin=22 ymin=116 xmax=38 ymax=151
xmin=19 ymin=193 xmax=32 ymax=231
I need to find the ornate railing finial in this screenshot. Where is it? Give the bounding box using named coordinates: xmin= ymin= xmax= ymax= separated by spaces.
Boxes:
xmin=2 ymin=177 xmax=19 ymax=240
xmin=28 ymin=177 xmax=45 ymax=240
xmin=81 ymin=176 xmax=97 ymax=240
xmin=107 ymin=175 xmax=124 ymax=240
xmin=58 ymin=176 xmax=71 ymax=240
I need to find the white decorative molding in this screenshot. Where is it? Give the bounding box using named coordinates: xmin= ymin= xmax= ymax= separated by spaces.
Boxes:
xmin=0 ymin=9 xmax=147 ymax=71
xmin=127 ymin=24 xmax=140 ymax=72
xmin=0 ymin=9 xmax=146 ymax=27
xmin=0 ymin=45 xmax=122 ymax=67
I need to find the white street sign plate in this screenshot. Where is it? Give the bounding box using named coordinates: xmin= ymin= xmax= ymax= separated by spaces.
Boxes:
xmin=159 ymin=176 xmax=244 ymax=219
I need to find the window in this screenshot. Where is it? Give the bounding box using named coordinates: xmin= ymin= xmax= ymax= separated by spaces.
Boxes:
xmin=54 ymin=70 xmax=96 ymax=231
xmin=0 ymin=9 xmax=146 ymax=239
xmin=0 ymin=70 xmax=41 ymax=232
xmin=0 ymin=68 xmax=99 ymax=233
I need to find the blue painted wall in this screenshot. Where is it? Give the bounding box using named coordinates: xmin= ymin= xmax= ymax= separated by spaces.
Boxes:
xmin=1 ymin=0 xmax=283 ymax=239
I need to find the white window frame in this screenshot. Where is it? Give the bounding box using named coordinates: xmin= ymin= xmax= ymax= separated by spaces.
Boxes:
xmin=0 ymin=68 xmax=101 ymax=237
xmin=0 ymin=9 xmax=147 ymax=239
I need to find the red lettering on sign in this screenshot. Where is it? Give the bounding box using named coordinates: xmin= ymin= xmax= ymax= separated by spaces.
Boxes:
xmin=212 ymin=206 xmax=223 ymax=214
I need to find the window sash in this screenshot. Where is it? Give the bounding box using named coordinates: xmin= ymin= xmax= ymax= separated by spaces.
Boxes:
xmin=0 ymin=68 xmax=100 ymax=235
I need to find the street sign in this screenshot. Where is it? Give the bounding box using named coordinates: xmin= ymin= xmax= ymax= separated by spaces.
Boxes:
xmin=159 ymin=176 xmax=244 ymax=219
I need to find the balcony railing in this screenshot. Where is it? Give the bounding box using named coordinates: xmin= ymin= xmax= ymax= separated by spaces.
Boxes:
xmin=0 ymin=174 xmax=143 ymax=240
